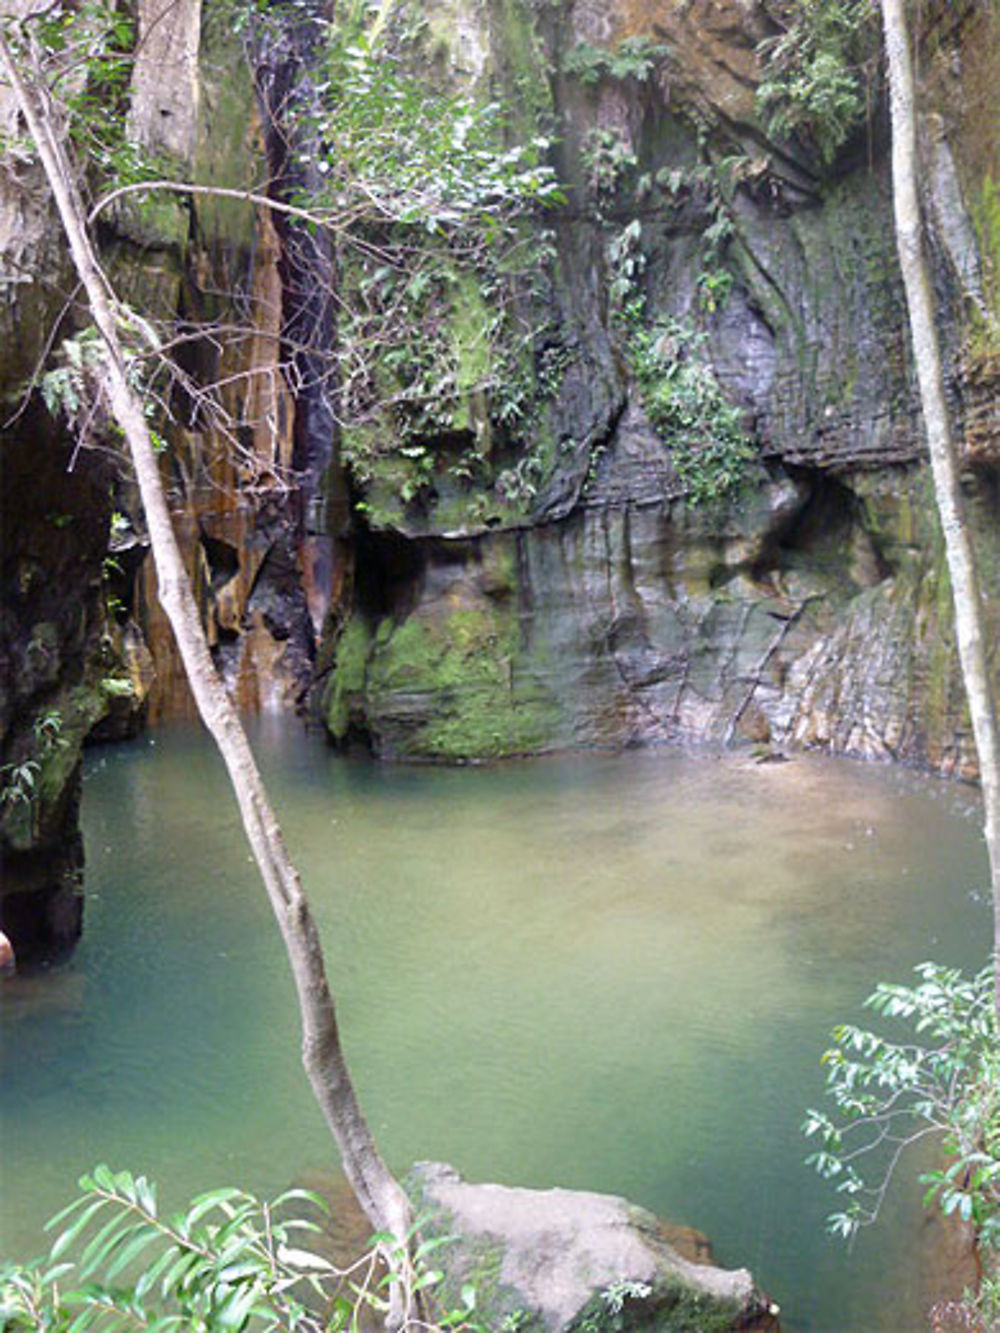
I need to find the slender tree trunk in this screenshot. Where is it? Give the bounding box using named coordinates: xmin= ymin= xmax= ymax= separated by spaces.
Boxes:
xmin=0 ymin=29 xmax=414 ymax=1297
xmin=880 ymin=0 xmax=1000 ymax=1017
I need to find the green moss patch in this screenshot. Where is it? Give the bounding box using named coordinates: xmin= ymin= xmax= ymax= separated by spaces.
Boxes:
xmin=568 ymin=1275 xmax=741 ymax=1333
xmin=367 ymin=604 xmax=564 ymax=760
xmin=323 ymin=615 xmax=373 ymax=741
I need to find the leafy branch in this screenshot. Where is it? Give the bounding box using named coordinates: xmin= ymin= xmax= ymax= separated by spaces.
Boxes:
xmin=5 ymin=0 xmax=568 ymax=525
xmin=0 ymin=712 xmax=66 ymax=816
xmin=0 ymin=1166 xmax=481 ymax=1333
xmin=803 ymin=962 xmax=1000 ymax=1247
xmin=562 ymin=37 xmax=670 ymax=87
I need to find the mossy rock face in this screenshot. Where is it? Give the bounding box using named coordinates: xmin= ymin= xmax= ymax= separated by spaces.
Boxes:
xmin=324 ymin=543 xmax=567 ymax=760
xmin=566 ymin=1277 xmax=741 ymax=1333
xmin=323 ymin=615 xmax=374 ymax=743
xmin=779 ymin=467 xmax=999 ymax=778
xmin=0 ymin=408 xmax=112 ymax=963
xmin=325 ymin=0 xmax=599 ymax=540
xmin=318 ymin=459 xmax=999 ymax=773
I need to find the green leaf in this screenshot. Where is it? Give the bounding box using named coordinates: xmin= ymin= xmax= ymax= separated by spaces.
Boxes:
xmin=269 ymin=1187 xmax=329 ymax=1215
xmin=48 ymin=1199 xmax=110 ymax=1260
xmin=159 ymin=1247 xmax=200 ymax=1297
xmin=103 ymin=1227 xmax=161 ymax=1281
xmin=213 ymin=1282 xmax=262 ymax=1331
xmin=184 ymin=1189 xmax=246 ymax=1229
xmin=134 ymin=1243 xmax=181 ymax=1300
xmin=91 ymin=1164 xmax=117 ymax=1194
xmin=78 ymin=1224 xmax=134 ymax=1280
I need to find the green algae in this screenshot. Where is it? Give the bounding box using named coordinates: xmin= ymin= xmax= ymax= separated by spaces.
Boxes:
xmin=365 ymin=602 xmax=564 ymax=760
xmin=567 ymin=1278 xmax=740 ymax=1333
xmin=323 ymin=615 xmax=373 ymax=741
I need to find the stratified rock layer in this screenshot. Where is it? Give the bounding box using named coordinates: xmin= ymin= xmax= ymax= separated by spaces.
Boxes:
xmin=2 ymin=0 xmax=999 ymax=955
xmin=317 ymin=0 xmax=999 ymax=773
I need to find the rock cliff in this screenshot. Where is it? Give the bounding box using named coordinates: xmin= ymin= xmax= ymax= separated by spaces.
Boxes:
xmin=315 ymin=0 xmax=999 ymax=772
xmin=2 ymin=0 xmax=998 ymax=952
xmin=1 ymin=0 xmax=112 ymax=959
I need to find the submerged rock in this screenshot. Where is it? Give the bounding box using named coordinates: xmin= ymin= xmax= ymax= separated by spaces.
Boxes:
xmin=409 ymin=1162 xmax=779 ymax=1331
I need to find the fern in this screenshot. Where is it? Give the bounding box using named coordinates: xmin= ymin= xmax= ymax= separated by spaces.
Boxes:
xmin=755 ymin=0 xmax=880 ymax=165
xmin=562 ymin=36 xmax=670 ymax=86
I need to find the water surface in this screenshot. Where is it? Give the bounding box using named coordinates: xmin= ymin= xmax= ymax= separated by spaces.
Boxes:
xmin=0 ymin=721 xmax=991 ymax=1330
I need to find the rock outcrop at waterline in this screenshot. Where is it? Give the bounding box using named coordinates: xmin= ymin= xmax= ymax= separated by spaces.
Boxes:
xmin=409 ymin=1162 xmax=780 ymax=1331
xmin=298 ymin=1162 xmax=780 ymax=1331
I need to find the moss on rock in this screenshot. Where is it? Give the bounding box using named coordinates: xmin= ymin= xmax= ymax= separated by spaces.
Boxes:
xmin=323 ymin=614 xmax=373 ymax=742
xmin=365 ymin=603 xmax=564 ymax=760
xmin=567 ymin=1277 xmax=741 ymax=1333
xmin=404 ymin=1163 xmax=770 ymax=1332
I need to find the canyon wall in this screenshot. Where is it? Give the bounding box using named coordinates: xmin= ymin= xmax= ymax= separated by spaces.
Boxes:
xmin=2 ymin=0 xmax=998 ymax=956
xmin=316 ymin=0 xmax=999 ymax=772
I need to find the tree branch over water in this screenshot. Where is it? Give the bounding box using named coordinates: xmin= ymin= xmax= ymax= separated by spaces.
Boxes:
xmin=0 ymin=24 xmax=418 ymax=1326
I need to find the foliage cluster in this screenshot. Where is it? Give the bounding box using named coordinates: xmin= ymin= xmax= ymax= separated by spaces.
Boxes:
xmin=580 ymin=127 xmax=638 ymax=201
xmin=756 ymin=0 xmax=881 ymax=166
xmin=2 ymin=2 xmax=184 ymax=470
xmin=573 ymin=1279 xmax=652 ymax=1333
xmin=5 ymin=0 xmax=568 ymax=528
xmin=40 ymin=319 xmax=170 ymax=461
xmin=968 ymin=174 xmax=1000 ymax=362
xmin=582 ymin=116 xmax=742 ymax=314
xmin=295 ymin=8 xmax=561 ymax=233
xmin=0 ymin=1167 xmax=481 ymax=1333
xmin=0 ymin=712 xmax=65 ymax=815
xmin=930 ymin=1272 xmax=1000 ymax=1333
xmin=803 ymin=962 xmax=1000 ymax=1248
xmin=607 ymin=219 xmax=753 ymax=510
xmin=0 ymin=0 xmax=172 ymax=194
xmin=625 ymin=310 xmax=753 ymax=507
xmin=562 ymin=37 xmax=670 ymax=87
xmin=670 ymin=150 xmax=743 ymax=316
xmin=569 ymin=1274 xmax=737 ymax=1333
xmin=273 ymin=1 xmax=567 ymax=523
xmin=577 ymin=92 xmax=752 ymax=507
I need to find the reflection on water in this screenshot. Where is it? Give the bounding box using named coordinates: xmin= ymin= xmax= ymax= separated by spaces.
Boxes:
xmin=0 ymin=720 xmax=991 ymax=1331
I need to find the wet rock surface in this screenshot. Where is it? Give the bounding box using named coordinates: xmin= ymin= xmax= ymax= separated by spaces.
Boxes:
xmin=322 ymin=463 xmax=998 ymax=772
xmin=315 ymin=0 xmax=998 ymax=772
xmin=0 ymin=415 xmax=111 ymax=963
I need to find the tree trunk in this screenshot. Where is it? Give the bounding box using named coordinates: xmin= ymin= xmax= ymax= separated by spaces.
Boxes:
xmin=880 ymin=0 xmax=1000 ymax=1016
xmin=0 ymin=29 xmax=414 ymax=1300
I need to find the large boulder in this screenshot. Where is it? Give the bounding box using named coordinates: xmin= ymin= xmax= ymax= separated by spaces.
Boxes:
xmin=409 ymin=1162 xmax=779 ymax=1331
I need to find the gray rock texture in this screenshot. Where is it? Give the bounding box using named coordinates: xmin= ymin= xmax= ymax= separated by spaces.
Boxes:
xmin=315 ymin=0 xmax=1000 ymax=774
xmin=409 ymin=1162 xmax=777 ymax=1331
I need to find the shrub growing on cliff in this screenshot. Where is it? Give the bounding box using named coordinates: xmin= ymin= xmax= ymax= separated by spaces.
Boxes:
xmin=803 ymin=961 xmax=1000 ymax=1247
xmin=246 ymin=0 xmax=567 ymax=523
xmin=562 ymin=37 xmax=670 ymax=87
xmin=621 ymin=309 xmax=754 ymax=508
xmin=756 ymin=0 xmax=881 ymax=165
